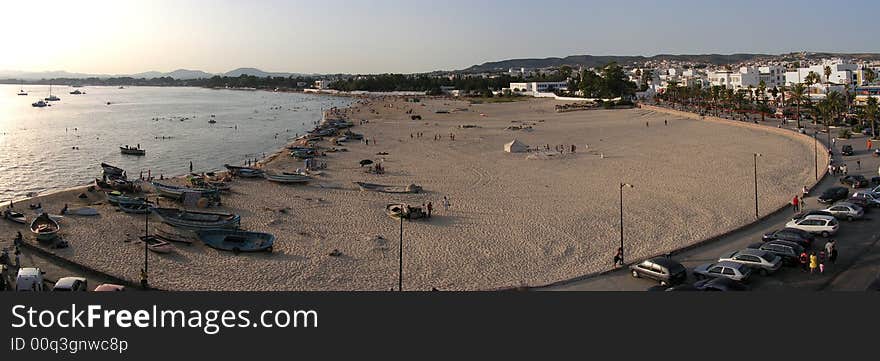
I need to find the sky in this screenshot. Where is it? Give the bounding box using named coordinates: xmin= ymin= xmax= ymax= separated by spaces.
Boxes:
xmin=1 ymin=0 xmax=879 ymax=75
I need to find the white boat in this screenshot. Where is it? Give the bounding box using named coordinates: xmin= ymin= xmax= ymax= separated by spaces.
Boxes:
xmin=3 ymin=209 xmax=26 ymax=224
xmin=17 ymin=82 xmax=27 ymax=96
xmin=44 ymin=84 xmax=60 ymax=102
xmin=264 ymin=172 xmax=311 ymax=184
xmin=30 ymin=213 xmax=60 ymax=242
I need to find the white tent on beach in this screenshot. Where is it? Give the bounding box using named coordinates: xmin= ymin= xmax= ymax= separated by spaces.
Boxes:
xmin=504 ymin=139 xmax=529 ymax=153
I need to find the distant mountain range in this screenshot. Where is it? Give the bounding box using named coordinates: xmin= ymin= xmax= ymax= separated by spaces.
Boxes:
xmin=461 ymin=52 xmax=880 ymax=73
xmin=0 ymin=68 xmax=312 ymax=80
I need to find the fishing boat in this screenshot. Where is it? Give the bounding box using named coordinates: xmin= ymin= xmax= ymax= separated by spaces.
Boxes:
xmin=343 ymin=130 xmax=363 ymax=140
xmin=118 ymin=201 xmax=152 ymax=214
xmin=44 ymin=84 xmax=60 ymax=102
xmin=30 ymin=213 xmax=60 ymax=242
xmin=100 ymin=163 xmax=126 ymax=178
xmin=208 ymin=119 xmax=216 ymax=124
xmin=95 ymin=178 xmax=139 ymax=192
xmin=32 ymin=100 xmax=48 ymax=107
xmin=120 ymin=145 xmax=145 ymax=156
xmin=138 ymin=235 xmax=174 ymax=254
xmin=154 ymin=227 xmax=195 ymax=245
xmin=264 ymin=172 xmax=311 ymax=184
xmin=224 ymin=164 xmax=264 ymax=178
xmin=196 ymin=229 xmax=274 ymax=253
xmin=385 ymin=203 xmax=426 ymax=220
xmin=354 ymin=182 xmax=422 ymax=194
xmin=3 ymin=209 xmax=26 ymax=224
xmin=105 ymin=191 xmax=145 ymax=205
xmin=17 ymin=82 xmax=27 ymax=96
xmin=151 ymin=207 xmax=240 ymax=230
xmin=151 ymin=182 xmax=219 ymax=201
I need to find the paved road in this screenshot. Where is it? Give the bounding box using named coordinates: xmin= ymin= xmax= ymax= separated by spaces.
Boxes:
xmin=1 ymin=237 xmax=131 ymax=291
xmin=545 ymin=112 xmax=880 ymax=291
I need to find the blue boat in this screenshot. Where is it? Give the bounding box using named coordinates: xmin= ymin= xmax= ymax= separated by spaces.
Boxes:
xmin=196 ymin=229 xmax=274 ymax=253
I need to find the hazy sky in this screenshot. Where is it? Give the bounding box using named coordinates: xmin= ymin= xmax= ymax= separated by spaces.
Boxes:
xmin=1 ymin=0 xmax=879 ymax=74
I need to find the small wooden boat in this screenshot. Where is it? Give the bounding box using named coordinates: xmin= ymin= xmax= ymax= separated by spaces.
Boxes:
xmin=354 ymin=182 xmax=422 ymax=194
xmin=343 ymin=131 xmax=363 ymax=140
xmin=385 ymin=204 xmax=426 ymax=220
xmin=106 ymin=191 xmax=147 ymax=205
xmin=100 ymin=162 xmax=126 ymax=177
xmin=120 ymin=146 xmax=145 ymax=156
xmin=30 ymin=213 xmax=60 ymax=242
xmin=139 ymin=235 xmax=174 ymax=254
xmin=291 ymin=150 xmax=315 ymax=159
xmin=154 ymin=226 xmax=195 ymax=245
xmin=224 ymin=164 xmax=264 ymax=178
xmin=3 ymin=209 xmax=26 ymax=224
xmin=118 ymin=201 xmax=152 ymax=214
xmin=196 ymin=229 xmax=274 ymax=253
xmin=95 ymin=178 xmax=139 ymax=192
xmin=151 ymin=182 xmax=219 ymax=201
xmin=151 ymin=207 xmax=240 ymax=230
xmin=264 ymin=172 xmax=311 ymax=184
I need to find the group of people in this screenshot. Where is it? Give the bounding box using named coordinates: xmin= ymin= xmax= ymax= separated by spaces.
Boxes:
xmin=800 ymin=240 xmax=838 ymax=274
xmin=827 ymin=162 xmax=849 ymax=176
xmin=432 ymin=133 xmax=455 ymax=141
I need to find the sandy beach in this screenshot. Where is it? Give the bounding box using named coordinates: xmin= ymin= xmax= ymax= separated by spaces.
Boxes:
xmin=0 ymin=97 xmax=822 ymax=290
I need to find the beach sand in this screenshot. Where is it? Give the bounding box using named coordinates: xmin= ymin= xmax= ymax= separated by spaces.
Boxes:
xmin=0 ymin=97 xmax=821 ymax=290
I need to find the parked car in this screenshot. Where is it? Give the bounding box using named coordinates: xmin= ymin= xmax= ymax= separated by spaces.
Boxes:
xmin=15 ymin=267 xmax=45 ymax=291
xmin=629 ymin=257 xmax=687 ymax=286
xmin=841 ymin=144 xmax=854 ymax=156
xmin=850 ymin=192 xmax=880 ymax=208
xmin=791 ymin=209 xmax=834 ymax=221
xmin=845 ymin=196 xmax=873 ymax=211
xmin=762 ymin=228 xmax=815 ymax=249
xmin=784 ymin=215 xmax=839 ymax=237
xmin=823 ymin=202 xmax=865 ymax=221
xmin=94 ymin=284 xmax=126 ymax=292
xmin=818 ymin=187 xmax=850 ymax=204
xmin=693 ymin=277 xmax=750 ymax=291
xmin=840 ymin=175 xmax=869 ymax=188
xmin=52 ymin=277 xmax=88 ymax=292
xmin=718 ymin=249 xmax=783 ymax=275
xmin=692 ymin=261 xmax=752 ymax=282
xmin=748 ymin=240 xmax=805 ymax=266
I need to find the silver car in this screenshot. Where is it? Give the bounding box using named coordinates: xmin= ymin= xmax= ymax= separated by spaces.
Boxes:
xmin=718 ymin=249 xmax=783 ymax=276
xmin=693 ymin=261 xmax=752 ymax=282
xmin=823 ymin=202 xmax=864 ymax=221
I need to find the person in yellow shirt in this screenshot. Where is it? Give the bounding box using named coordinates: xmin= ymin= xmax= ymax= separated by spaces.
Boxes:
xmin=809 ymin=253 xmax=818 ymax=274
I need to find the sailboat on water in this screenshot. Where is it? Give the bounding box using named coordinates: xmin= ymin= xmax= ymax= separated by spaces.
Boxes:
xmin=44 ymin=84 xmax=61 ymax=102
xmin=17 ymin=81 xmax=27 ymax=96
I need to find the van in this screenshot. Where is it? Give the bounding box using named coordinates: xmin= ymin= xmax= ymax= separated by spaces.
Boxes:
xmin=16 ymin=267 xmax=45 ymax=291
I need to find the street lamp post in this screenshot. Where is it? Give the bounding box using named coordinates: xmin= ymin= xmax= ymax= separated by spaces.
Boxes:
xmin=398 ymin=215 xmax=403 ymax=292
xmin=814 ymin=131 xmax=818 ymax=180
xmin=754 ymin=153 xmax=762 ymax=219
xmin=143 ymin=205 xmax=149 ymax=289
xmin=619 ymin=183 xmax=634 ymax=264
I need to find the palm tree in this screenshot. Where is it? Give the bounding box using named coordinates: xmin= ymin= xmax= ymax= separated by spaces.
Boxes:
xmin=824 ymin=66 xmax=832 ymax=84
xmin=866 ymin=97 xmax=879 ymax=139
xmin=826 ymin=90 xmax=845 ymax=126
xmin=865 ymin=68 xmax=877 ymax=85
xmin=817 ymin=98 xmax=833 ymax=145
xmin=757 ymin=80 xmax=767 ymax=122
xmin=790 ymin=84 xmax=807 ymax=129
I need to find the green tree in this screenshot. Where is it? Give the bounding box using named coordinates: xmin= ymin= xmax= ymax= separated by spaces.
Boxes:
xmin=824 ymin=66 xmax=832 ymax=84
xmin=790 ymin=84 xmax=807 ymax=129
xmin=865 ymin=97 xmax=879 ymax=138
xmin=865 ymin=68 xmax=877 ymax=85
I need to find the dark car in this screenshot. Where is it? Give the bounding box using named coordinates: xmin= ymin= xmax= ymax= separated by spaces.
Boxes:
xmin=748 ymin=240 xmax=805 ymax=266
xmin=818 ymin=187 xmax=850 ymax=204
xmin=845 ymin=196 xmax=873 ymax=210
xmin=630 ymin=257 xmax=687 ymax=286
xmin=841 ymin=144 xmax=854 ymax=156
xmin=761 ymin=228 xmax=814 ymax=249
xmin=693 ymin=277 xmax=750 ymax=291
xmin=840 ymin=175 xmax=869 ymax=188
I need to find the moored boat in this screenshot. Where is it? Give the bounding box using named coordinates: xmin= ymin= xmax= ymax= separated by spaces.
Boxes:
xmin=120 ymin=145 xmax=145 ymax=156
xmin=32 ymin=100 xmax=48 ymax=107
xmin=196 ymin=229 xmax=274 ymax=253
xmin=30 ymin=213 xmax=60 ymax=242
xmin=151 ymin=207 xmax=240 ymax=230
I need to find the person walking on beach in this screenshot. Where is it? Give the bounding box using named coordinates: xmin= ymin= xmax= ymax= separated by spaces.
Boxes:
xmin=857 ymin=160 xmax=861 ymax=170
xmin=189 ymin=161 xmax=193 ymax=173
xmin=427 ymin=202 xmax=433 ymax=218
xmin=664 ymin=119 xmax=668 ymax=126
xmin=442 ymin=196 xmax=450 ymax=212
xmin=791 ymin=195 xmax=800 ymax=213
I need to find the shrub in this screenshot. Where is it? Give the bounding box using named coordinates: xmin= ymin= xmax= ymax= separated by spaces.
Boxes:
xmin=837 ymin=128 xmax=851 ymax=139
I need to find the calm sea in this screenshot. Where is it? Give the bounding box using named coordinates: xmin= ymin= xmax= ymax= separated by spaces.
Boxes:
xmin=0 ymin=84 xmax=352 ymax=201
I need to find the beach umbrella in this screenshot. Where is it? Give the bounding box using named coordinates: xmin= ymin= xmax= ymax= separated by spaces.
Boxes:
xmin=359 ymin=159 xmax=373 ymax=167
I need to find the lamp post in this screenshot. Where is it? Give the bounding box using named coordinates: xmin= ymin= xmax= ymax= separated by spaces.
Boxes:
xmin=398 ymin=215 xmax=403 ymax=292
xmin=143 ymin=204 xmax=149 ymax=289
xmin=619 ymin=182 xmax=634 ymax=264
xmin=814 ymin=131 xmax=818 ymax=180
xmin=753 ymin=153 xmax=762 ymax=219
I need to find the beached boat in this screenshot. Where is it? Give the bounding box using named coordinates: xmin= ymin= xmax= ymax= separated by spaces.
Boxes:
xmin=95 ymin=178 xmax=139 ymax=192
xmin=30 ymin=213 xmax=60 ymax=242
xmin=120 ymin=146 xmax=145 ymax=156
xmin=196 ymin=229 xmax=274 ymax=253
xmin=264 ymin=172 xmax=311 ymax=184
xmin=118 ymin=201 xmax=152 ymax=214
xmin=290 ymin=150 xmax=315 ymax=159
xmin=224 ymin=164 xmax=264 ymax=178
xmin=3 ymin=209 xmax=26 ymax=224
xmin=151 ymin=207 xmax=240 ymax=230
xmin=154 ymin=227 xmax=195 ymax=245
xmin=385 ymin=204 xmax=427 ymax=220
xmin=101 ymin=163 xmax=126 ymax=177
xmin=343 ymin=131 xmax=363 ymax=140
xmin=139 ymin=235 xmax=174 ymax=254
xmin=151 ymin=182 xmax=219 ymax=201
xmin=105 ymin=191 xmax=147 ymax=205
xmin=354 ymin=182 xmax=422 ymax=194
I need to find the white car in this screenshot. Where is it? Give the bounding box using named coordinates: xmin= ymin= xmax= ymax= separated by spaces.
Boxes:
xmin=53 ymin=277 xmax=88 ymax=291
xmin=784 ymin=215 xmax=839 ymax=237
xmin=823 ymin=202 xmax=865 ymax=221
xmin=15 ymin=267 xmax=45 ymax=291
xmin=718 ymin=249 xmax=783 ymax=276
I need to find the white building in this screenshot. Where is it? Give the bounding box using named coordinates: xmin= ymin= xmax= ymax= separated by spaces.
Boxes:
xmin=707 ymin=67 xmax=759 ymax=90
xmin=508 ymin=67 xmax=532 ymax=78
xmin=784 ymin=59 xmax=859 ymax=86
xmin=314 ymin=80 xmax=333 ymax=90
xmin=509 ymin=82 xmax=568 ymax=94
xmin=758 ymin=65 xmax=786 ymax=89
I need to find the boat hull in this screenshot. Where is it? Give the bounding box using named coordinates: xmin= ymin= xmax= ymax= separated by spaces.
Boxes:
xmin=151 ymin=208 xmax=240 ymax=230
xmin=196 ymin=230 xmax=274 ymax=253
